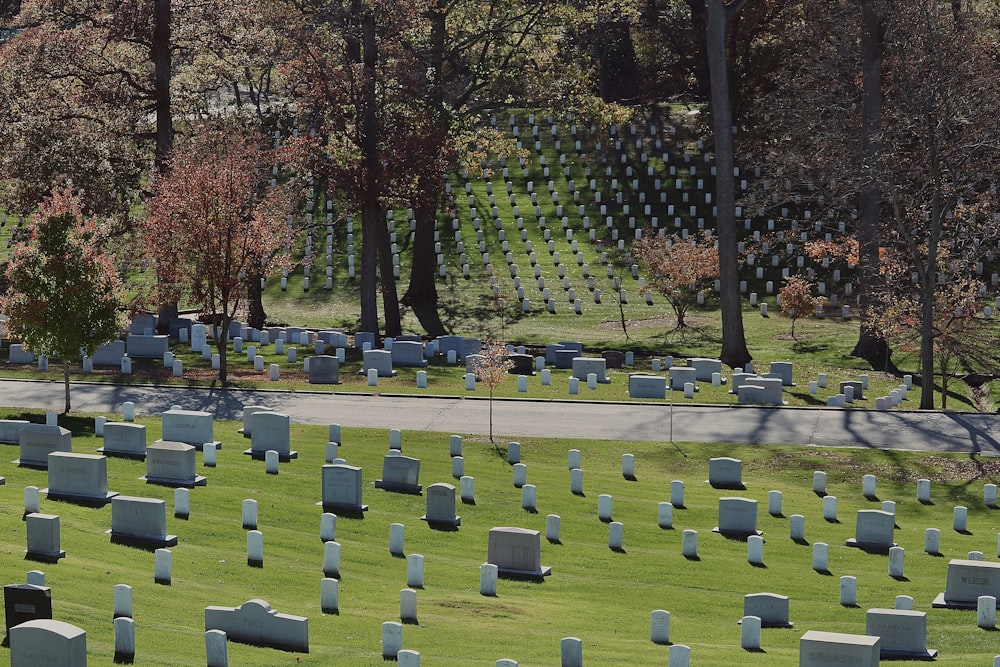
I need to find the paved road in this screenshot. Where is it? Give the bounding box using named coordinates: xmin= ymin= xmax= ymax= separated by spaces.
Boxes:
xmin=4 ymin=379 xmax=1000 ymax=455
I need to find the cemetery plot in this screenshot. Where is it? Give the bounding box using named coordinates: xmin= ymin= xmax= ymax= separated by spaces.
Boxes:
xmin=0 ymin=411 xmax=999 ymax=664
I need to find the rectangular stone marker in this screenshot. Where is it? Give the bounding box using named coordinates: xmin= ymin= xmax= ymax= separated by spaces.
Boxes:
xmin=361 ymin=349 xmax=396 ymax=377
xmin=4 ymin=584 xmax=53 ymax=637
xmin=709 ymin=457 xmax=744 ymax=489
xmin=865 ymin=608 xmax=936 ymax=659
xmin=9 ymin=618 xmax=85 ymax=667
xmin=375 ymin=454 xmax=422 ymax=494
xmin=245 ymin=411 xmax=296 ymax=460
xmin=690 ymin=358 xmax=724 ymax=382
xmin=204 ymin=599 xmax=308 ymax=653
xmin=744 ymin=592 xmax=791 ymax=627
xmin=144 ymin=440 xmax=206 ymax=487
xmin=126 ymin=333 xmax=169 ymax=358
xmin=18 ymin=424 xmax=72 ymax=469
xmin=320 ymin=464 xmax=368 ymax=513
xmin=0 ymin=419 xmax=28 ymax=444
xmin=162 ymin=409 xmax=219 ymax=450
xmin=770 ymin=361 xmax=794 ymax=386
xmin=800 ymin=630 xmax=879 ymax=667
xmin=25 ymin=513 xmax=65 ymax=561
xmin=45 ymin=452 xmax=117 ymax=504
xmin=628 ymin=373 xmax=666 ymax=399
xmin=715 ymin=497 xmax=761 ymax=536
xmin=487 ymin=526 xmax=551 ymax=578
xmin=307 ymin=355 xmax=340 ymax=384
xmin=847 ymin=509 xmax=896 ymax=553
xmin=391 ymin=341 xmax=428 ymax=367
xmin=108 ymin=495 xmax=177 ymax=547
xmin=92 ymin=339 xmax=126 ymax=366
xmin=571 ymin=357 xmax=609 ymax=383
xmin=933 ymin=559 xmax=1000 ymax=608
xmin=99 ymin=422 xmax=147 ymax=459
xmin=422 ymin=482 xmax=460 ymax=526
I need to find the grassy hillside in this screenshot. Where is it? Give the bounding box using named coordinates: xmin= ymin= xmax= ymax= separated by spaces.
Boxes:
xmin=1 ymin=409 xmax=1000 ymax=664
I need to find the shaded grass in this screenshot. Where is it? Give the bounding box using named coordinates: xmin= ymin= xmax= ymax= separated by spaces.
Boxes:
xmin=1 ymin=408 xmax=1000 ymax=663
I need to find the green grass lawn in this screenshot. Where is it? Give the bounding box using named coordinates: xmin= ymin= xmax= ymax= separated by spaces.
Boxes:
xmin=2 ymin=409 xmax=1000 ymax=664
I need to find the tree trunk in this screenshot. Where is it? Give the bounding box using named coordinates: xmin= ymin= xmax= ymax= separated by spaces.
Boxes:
xmin=592 ymin=20 xmax=641 ymax=103
xmin=852 ymin=0 xmax=897 ymax=373
xmin=403 ymin=179 xmax=441 ymax=311
xmin=63 ymin=362 xmax=71 ymax=414
xmin=376 ymin=208 xmax=402 ymax=337
xmin=358 ymin=8 xmax=380 ymax=341
xmin=217 ymin=314 xmax=231 ymax=384
xmin=706 ymin=0 xmax=752 ymax=371
xmin=247 ymin=272 xmax=266 ymax=330
xmin=152 ymin=0 xmax=173 ymax=174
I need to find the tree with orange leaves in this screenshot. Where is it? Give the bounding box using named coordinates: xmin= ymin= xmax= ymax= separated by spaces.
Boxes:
xmin=778 ymin=276 xmax=825 ymax=342
xmin=633 ymin=231 xmax=719 ymax=329
xmin=144 ymin=123 xmax=295 ymax=383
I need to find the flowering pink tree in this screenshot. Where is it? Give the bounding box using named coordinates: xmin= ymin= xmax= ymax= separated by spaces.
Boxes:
xmin=145 ymin=124 xmax=294 ymax=383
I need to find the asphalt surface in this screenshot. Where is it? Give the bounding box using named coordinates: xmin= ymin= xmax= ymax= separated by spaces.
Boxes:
xmin=3 ymin=379 xmax=1000 ymax=455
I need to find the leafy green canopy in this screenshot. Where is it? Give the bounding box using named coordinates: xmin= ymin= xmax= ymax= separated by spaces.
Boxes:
xmin=2 ymin=188 xmax=125 ymax=362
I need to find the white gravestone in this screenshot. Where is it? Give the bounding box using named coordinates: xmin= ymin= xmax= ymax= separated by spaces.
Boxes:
xmin=245 ymin=411 xmax=296 ymax=460
xmin=161 ymin=409 xmax=218 ymax=450
xmin=744 ymin=592 xmax=791 ymax=627
xmin=715 ymin=497 xmax=760 ymax=537
xmin=25 ymin=513 xmax=66 ymax=561
xmin=800 ymin=630 xmax=879 ymax=667
xmin=9 ymin=619 xmax=86 ymax=667
xmin=109 ymin=496 xmax=177 ymax=547
xmin=865 ymin=608 xmax=936 ymax=659
xmin=18 ymin=424 xmax=72 ymax=469
xmin=487 ymin=527 xmax=550 ymax=578
xmin=933 ymin=559 xmax=1000 ymax=608
xmin=708 ymin=457 xmax=743 ymax=489
xmin=204 ymin=599 xmax=308 ymax=653
xmin=45 ymin=452 xmax=117 ymax=504
xmin=321 ymin=464 xmax=368 ymax=513
xmin=144 ymin=440 xmax=206 ymax=487
xmin=847 ymin=509 xmax=896 ymax=553
xmin=422 ymin=483 xmax=460 ymax=527
xmin=375 ymin=455 xmax=422 ymax=494
xmin=98 ymin=422 xmax=147 ymax=459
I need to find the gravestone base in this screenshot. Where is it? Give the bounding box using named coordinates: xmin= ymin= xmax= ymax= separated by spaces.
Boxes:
xmin=106 ymin=529 xmax=178 ymax=549
xmin=141 ymin=473 xmax=207 ymax=488
xmin=712 ymin=527 xmax=763 ymax=538
xmin=244 ymin=448 xmax=298 ymax=462
xmin=96 ymin=447 xmax=146 ymax=460
xmin=846 ymin=537 xmax=897 ymax=554
xmin=496 ymin=564 xmax=552 ymax=580
xmin=42 ymin=487 xmax=118 ymax=507
xmin=25 ymin=546 xmax=66 ymax=563
xmin=421 ymin=514 xmax=461 ymax=528
xmin=880 ymin=646 xmax=938 ymax=660
xmin=375 ymin=479 xmax=423 ymax=495
xmin=932 ymin=592 xmax=978 ymax=609
xmin=316 ymin=500 xmax=369 ymax=515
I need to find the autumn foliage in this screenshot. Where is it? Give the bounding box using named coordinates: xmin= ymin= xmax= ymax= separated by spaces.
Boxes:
xmin=144 ymin=125 xmax=294 ymax=383
xmin=778 ymin=276 xmax=825 ymax=340
xmin=633 ymin=230 xmax=719 ymax=328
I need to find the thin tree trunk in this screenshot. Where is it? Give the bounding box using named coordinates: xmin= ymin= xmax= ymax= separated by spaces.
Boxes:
xmin=707 ymin=0 xmax=751 ymax=370
xmin=153 ymin=0 xmax=173 ymax=174
xmin=403 ymin=175 xmax=441 ymax=309
xmin=63 ymin=362 xmax=71 ymax=414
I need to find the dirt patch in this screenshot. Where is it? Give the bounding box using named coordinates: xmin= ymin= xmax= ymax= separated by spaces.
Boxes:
xmin=774 ymin=332 xmax=815 ymax=341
